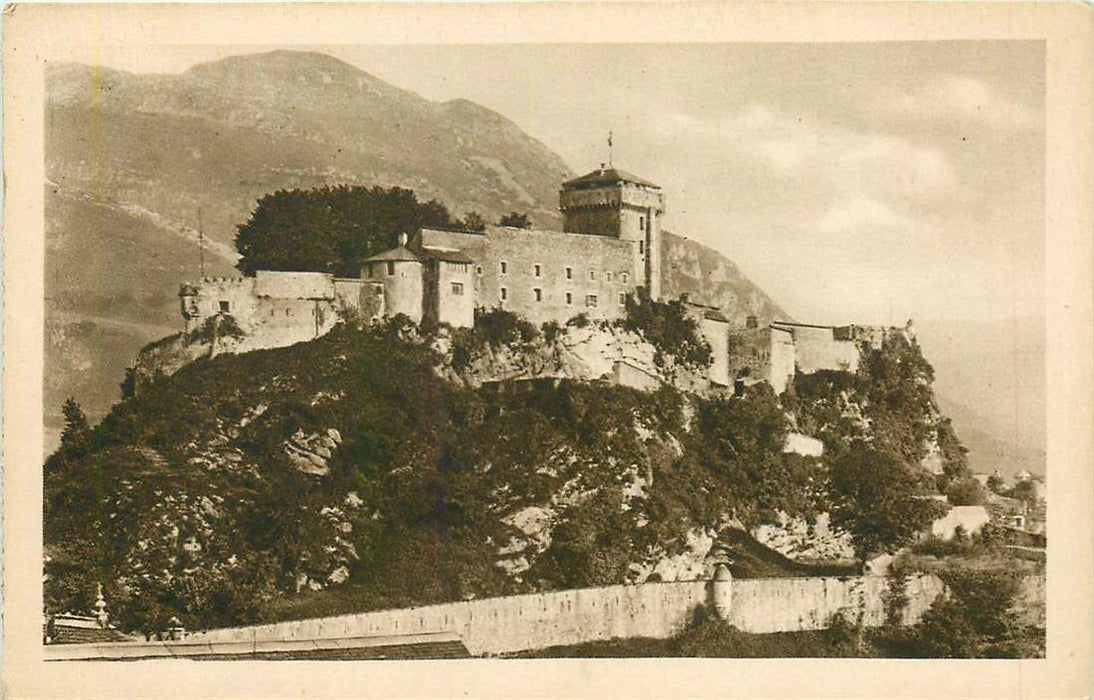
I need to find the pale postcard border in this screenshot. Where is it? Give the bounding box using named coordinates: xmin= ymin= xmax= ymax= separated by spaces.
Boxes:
xmin=4 ymin=3 xmax=1092 ymax=698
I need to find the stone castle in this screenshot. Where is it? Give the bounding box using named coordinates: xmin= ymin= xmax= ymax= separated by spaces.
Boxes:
xmin=173 ymin=165 xmax=911 ymax=392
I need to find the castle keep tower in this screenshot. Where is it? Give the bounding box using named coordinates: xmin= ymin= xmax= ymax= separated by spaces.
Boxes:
xmin=559 ymin=166 xmax=664 ymax=300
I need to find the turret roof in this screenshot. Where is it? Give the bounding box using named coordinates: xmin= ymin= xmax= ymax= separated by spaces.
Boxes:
xmin=562 ymin=166 xmax=660 ymax=190
xmin=362 ymin=246 xmax=421 ymax=263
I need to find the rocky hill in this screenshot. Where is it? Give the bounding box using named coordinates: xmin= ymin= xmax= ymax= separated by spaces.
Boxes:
xmin=46 ymin=310 xmax=960 ymax=634
xmin=45 ymin=50 xmax=785 ymax=451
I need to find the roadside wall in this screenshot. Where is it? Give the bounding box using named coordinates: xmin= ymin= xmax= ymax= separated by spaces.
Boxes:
xmin=183 ymin=574 xmax=946 ymax=656
xmin=186 ymin=580 xmax=710 ymax=656
xmin=728 ymin=574 xmax=944 ymax=633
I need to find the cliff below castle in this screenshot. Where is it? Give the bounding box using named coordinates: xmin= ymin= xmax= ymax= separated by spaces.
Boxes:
xmin=47 ymin=312 xmax=968 ymax=635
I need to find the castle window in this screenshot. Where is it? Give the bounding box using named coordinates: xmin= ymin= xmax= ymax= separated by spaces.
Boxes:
xmin=565 ymin=266 xmax=573 ymax=280
xmin=618 ymin=292 xmax=626 ymax=305
xmin=621 ymin=273 xmax=629 ymax=285
xmin=500 ymin=287 xmax=508 ymax=301
xmin=589 ymin=270 xmax=596 ymax=282
xmin=219 ymin=300 xmax=230 ymax=312
xmin=534 ymin=264 xmax=542 ymax=277
xmin=639 ymin=240 xmax=644 ymax=255
xmin=534 ymin=288 xmax=542 ymax=302
xmin=451 ymin=282 xmax=464 ymax=296
xmin=639 ymin=216 xmax=645 ymax=231
xmin=585 ymin=294 xmax=598 ymax=308
xmin=387 ymin=261 xmax=395 ymax=276
xmin=476 ymin=266 xmax=483 ymax=276
xmin=500 ymin=261 xmax=508 ymax=275
xmin=566 ymin=292 xmax=573 ymax=306
xmin=606 ymin=272 xmax=613 ymax=283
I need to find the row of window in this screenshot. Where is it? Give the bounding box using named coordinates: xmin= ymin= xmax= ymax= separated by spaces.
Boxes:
xmin=369 ymin=260 xmax=637 ymax=284
xmin=490 ymin=287 xmax=626 ymax=308
xmin=487 ymin=262 xmax=630 ymax=285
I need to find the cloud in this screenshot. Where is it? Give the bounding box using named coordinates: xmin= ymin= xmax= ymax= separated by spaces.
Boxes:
xmin=884 ymin=75 xmax=1040 ymax=131
xmin=712 ymin=103 xmax=961 ymax=203
xmin=816 ymin=194 xmax=915 ymax=235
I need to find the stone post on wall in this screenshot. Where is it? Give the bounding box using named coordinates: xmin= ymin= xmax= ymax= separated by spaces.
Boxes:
xmin=711 ymin=564 xmax=733 ymax=621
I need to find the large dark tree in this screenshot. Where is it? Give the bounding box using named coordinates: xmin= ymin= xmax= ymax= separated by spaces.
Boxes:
xmin=60 ymin=397 xmax=89 ymax=446
xmin=827 ymin=442 xmax=947 ymax=562
xmin=235 ymin=185 xmax=456 ymax=277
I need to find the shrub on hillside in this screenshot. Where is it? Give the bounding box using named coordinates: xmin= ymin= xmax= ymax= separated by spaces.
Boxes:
xmin=878 ymin=568 xmax=1041 ymax=658
xmin=827 ymin=442 xmax=948 ymax=562
xmin=944 ymin=477 xmax=987 ymax=506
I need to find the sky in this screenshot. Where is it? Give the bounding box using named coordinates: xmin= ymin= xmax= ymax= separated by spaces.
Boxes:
xmin=65 ymin=41 xmax=1045 ymax=328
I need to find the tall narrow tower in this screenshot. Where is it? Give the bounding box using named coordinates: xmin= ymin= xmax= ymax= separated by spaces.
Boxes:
xmin=559 ymin=165 xmax=665 ymax=300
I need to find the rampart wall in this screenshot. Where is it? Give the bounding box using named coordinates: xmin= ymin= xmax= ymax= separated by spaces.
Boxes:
xmin=183 ymin=573 xmax=946 ymax=656
xmin=254 ymin=270 xmax=334 ymax=299
xmin=781 ymin=323 xmax=861 ymax=374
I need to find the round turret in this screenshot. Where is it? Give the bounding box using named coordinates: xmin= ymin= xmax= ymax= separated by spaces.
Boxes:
xmin=712 ymin=564 xmax=733 ymax=621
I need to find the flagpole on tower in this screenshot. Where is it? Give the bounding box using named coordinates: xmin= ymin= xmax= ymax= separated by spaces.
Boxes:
xmin=607 ymin=129 xmax=613 ymax=166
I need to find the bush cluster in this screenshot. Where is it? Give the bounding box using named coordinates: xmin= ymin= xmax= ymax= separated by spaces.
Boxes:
xmin=617 ymin=294 xmax=712 ymax=370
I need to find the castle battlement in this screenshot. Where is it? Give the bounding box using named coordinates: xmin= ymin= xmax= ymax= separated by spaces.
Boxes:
xmin=198 ymin=276 xmax=250 ymax=285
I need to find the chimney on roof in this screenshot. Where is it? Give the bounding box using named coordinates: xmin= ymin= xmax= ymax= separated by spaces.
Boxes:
xmin=746 ymin=315 xmax=758 ymax=329
xmin=398 ymin=232 xmax=408 ymax=247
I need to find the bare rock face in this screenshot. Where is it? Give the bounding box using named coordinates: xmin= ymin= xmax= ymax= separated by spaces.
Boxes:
xmin=751 ymin=512 xmax=855 ymax=563
xmin=283 ymin=428 xmax=343 ymax=476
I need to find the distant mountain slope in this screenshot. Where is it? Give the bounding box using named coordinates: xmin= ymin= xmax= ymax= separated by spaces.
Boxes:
xmin=662 ymin=232 xmax=787 ymax=323
xmin=45 ymin=50 xmax=786 ymax=450
xmin=915 ymin=317 xmax=1046 ymax=480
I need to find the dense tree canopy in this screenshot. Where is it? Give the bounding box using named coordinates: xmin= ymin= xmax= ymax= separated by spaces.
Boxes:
xmin=827 ymin=443 xmax=946 ymax=561
xmin=234 ymin=185 xmax=457 ymax=277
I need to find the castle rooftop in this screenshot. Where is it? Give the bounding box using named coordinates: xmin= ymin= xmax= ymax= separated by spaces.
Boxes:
xmin=561 ymin=166 xmax=660 ymax=191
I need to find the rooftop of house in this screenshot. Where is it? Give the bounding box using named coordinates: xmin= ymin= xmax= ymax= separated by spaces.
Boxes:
xmin=561 ymin=165 xmax=660 ymax=191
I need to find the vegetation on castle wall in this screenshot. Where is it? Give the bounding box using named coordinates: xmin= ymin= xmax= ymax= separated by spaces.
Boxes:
xmin=498 ymin=212 xmax=531 ymax=228
xmin=187 ymin=313 xmax=246 ymax=345
xmin=448 ymin=308 xmax=541 ymax=371
xmin=618 ymin=294 xmax=712 ymax=371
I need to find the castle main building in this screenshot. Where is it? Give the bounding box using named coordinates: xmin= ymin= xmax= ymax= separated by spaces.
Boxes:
xmin=361 ymin=165 xmax=665 ymax=328
xmin=173 ymin=164 xmax=909 ymax=396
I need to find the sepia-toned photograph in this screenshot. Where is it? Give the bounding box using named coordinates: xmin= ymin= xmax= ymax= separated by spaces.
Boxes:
xmin=5 ymin=2 xmax=1093 ymax=698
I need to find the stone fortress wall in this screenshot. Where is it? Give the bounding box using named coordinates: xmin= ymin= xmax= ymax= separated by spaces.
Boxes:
xmin=180 ymin=270 xmax=381 ymax=347
xmin=176 ymin=570 xmax=948 ymax=656
xmin=727 ymin=319 xmax=916 ymax=395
